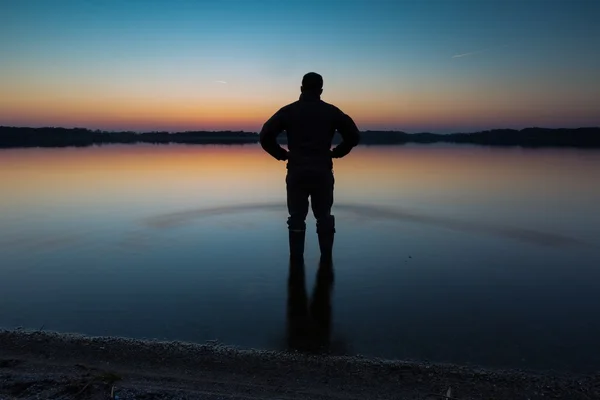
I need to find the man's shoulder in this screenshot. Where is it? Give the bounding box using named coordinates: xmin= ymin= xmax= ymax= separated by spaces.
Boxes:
xmin=276 ymin=101 xmax=299 ymax=114
xmin=320 ymin=100 xmax=344 ymax=113
xmin=280 ymin=99 xmax=343 ymax=115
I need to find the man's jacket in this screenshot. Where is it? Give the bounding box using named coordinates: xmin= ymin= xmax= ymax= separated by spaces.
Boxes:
xmin=259 ymin=92 xmax=361 ymax=170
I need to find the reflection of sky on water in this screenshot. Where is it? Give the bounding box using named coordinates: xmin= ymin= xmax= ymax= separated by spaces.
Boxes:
xmin=1 ymin=144 xmax=600 ymax=373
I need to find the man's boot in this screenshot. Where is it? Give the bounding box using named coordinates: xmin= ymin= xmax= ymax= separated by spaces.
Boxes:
xmin=317 ymin=230 xmax=335 ymax=264
xmin=289 ymin=229 xmax=305 ymax=262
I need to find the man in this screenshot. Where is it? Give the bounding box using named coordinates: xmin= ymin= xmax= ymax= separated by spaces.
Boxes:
xmin=259 ymin=72 xmax=360 ymax=263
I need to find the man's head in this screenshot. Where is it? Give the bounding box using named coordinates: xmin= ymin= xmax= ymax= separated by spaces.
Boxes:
xmin=301 ymin=72 xmax=323 ymax=95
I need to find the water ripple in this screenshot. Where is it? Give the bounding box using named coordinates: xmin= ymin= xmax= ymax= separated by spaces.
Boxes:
xmin=142 ymin=203 xmax=582 ymax=247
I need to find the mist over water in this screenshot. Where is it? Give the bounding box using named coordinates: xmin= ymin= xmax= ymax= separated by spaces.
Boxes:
xmin=1 ymin=144 xmax=600 ymax=373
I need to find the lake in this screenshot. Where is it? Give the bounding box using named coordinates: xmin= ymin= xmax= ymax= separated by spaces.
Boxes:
xmin=1 ymin=143 xmax=599 ymax=373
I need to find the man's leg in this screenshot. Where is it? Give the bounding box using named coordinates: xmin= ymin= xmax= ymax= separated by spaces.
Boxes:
xmin=310 ymin=170 xmax=335 ymax=263
xmin=286 ymin=170 xmax=309 ymax=261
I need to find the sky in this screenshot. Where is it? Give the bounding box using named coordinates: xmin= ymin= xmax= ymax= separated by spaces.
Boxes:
xmin=1 ymin=0 xmax=599 ymax=133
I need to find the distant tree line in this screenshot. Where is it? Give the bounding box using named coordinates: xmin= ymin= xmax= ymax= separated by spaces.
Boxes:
xmin=344 ymin=128 xmax=600 ymax=147
xmin=0 ymin=127 xmax=258 ymax=148
xmin=1 ymin=126 xmax=599 ymax=148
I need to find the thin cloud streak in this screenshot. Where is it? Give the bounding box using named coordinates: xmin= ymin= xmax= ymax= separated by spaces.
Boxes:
xmin=215 ymin=80 xmax=228 ymax=84
xmin=452 ymin=49 xmax=488 ymax=58
xmin=452 ymin=44 xmax=508 ymax=59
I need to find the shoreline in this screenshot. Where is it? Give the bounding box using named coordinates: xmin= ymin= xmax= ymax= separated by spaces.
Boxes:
xmin=1 ymin=329 xmax=598 ymax=399
xmin=2 ymin=126 xmax=600 ymax=148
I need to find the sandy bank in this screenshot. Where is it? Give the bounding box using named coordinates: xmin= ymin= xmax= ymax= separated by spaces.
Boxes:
xmin=0 ymin=329 xmax=598 ymax=399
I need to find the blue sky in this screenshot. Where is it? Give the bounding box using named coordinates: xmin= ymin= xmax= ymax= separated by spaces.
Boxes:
xmin=1 ymin=0 xmax=599 ymax=132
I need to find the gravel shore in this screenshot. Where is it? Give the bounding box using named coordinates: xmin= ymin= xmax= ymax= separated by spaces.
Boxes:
xmin=1 ymin=329 xmax=598 ymax=399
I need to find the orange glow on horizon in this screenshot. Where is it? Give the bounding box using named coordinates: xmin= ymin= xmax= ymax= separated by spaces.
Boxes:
xmin=2 ymin=72 xmax=599 ymax=132
xmin=1 ymin=144 xmax=596 ymax=217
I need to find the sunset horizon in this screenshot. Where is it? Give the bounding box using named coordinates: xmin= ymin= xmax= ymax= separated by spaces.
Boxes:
xmin=2 ymin=0 xmax=599 ymax=134
xmin=2 ymin=122 xmax=600 ymax=135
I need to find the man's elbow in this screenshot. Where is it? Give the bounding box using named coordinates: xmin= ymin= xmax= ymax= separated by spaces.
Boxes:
xmin=259 ymin=129 xmax=271 ymax=148
xmin=352 ymin=131 xmax=361 ymax=147
xmin=345 ymin=130 xmax=360 ymax=148
xmin=259 ymin=136 xmax=268 ymax=150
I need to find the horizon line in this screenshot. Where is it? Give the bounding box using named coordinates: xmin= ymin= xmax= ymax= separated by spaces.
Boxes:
xmin=2 ymin=125 xmax=599 ymax=136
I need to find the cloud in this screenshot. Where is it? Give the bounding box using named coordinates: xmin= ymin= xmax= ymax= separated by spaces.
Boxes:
xmin=452 ymin=45 xmax=508 ymax=59
xmin=215 ymin=80 xmax=228 ymax=84
xmin=452 ymin=49 xmax=488 ymax=58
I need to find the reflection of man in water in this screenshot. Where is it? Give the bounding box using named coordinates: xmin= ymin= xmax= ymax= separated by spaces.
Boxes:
xmin=259 ymin=72 xmax=361 ymax=263
xmin=286 ymin=260 xmax=335 ymax=353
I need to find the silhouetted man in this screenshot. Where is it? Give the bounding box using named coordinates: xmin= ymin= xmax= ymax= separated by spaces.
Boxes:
xmin=259 ymin=72 xmax=360 ymax=262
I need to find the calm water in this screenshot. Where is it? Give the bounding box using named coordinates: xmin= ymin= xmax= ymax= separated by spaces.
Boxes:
xmin=1 ymin=144 xmax=600 ymax=373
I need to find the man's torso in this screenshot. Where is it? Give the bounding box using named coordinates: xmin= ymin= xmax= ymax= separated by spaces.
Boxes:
xmin=281 ymin=96 xmax=340 ymax=171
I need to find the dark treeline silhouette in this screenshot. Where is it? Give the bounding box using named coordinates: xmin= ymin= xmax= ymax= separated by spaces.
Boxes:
xmin=1 ymin=126 xmax=600 ymax=148
xmin=0 ymin=127 xmax=258 ymax=148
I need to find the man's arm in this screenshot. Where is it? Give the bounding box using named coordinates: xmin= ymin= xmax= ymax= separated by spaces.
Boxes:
xmin=331 ymin=110 xmax=360 ymax=159
xmin=259 ymin=108 xmax=288 ymax=161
